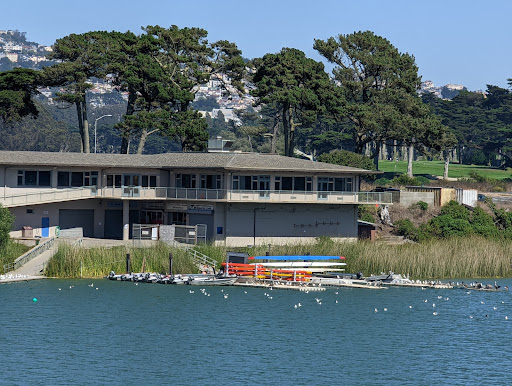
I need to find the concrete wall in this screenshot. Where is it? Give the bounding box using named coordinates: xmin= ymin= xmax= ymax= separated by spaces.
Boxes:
xmin=9 ymin=198 xmax=105 ymax=238
xmin=217 ymin=203 xmax=358 ymax=246
xmin=399 ymin=192 xmax=435 ymax=207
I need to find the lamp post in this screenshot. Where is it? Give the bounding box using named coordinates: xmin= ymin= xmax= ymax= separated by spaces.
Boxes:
xmin=94 ymin=114 xmax=112 ymax=153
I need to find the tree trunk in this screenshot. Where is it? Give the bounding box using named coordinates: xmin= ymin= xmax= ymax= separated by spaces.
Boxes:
xmin=373 ymin=141 xmax=380 ymax=170
xmin=271 ymin=114 xmax=279 ymax=154
xmin=282 ymin=105 xmax=290 ymax=157
xmin=443 ymin=150 xmax=450 ymax=179
xmin=407 ymin=143 xmax=414 ymax=177
xmin=82 ymin=100 xmax=90 ymax=153
xmin=76 ymin=102 xmax=84 ymax=153
xmin=288 ymin=106 xmax=296 ymax=158
xmin=121 ymin=90 xmax=137 ymax=154
xmin=137 ymin=129 xmax=148 ymax=155
xmin=393 ymin=140 xmax=398 ymax=161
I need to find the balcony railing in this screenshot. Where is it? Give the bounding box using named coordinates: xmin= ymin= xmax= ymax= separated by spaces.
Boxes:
xmin=1 ymin=186 xmax=393 ymax=206
xmin=0 ymin=186 xmax=97 ymax=207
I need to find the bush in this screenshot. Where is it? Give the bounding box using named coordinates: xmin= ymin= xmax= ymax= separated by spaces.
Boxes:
xmin=0 ymin=204 xmax=14 ymax=248
xmin=374 ymin=177 xmax=391 ymax=186
xmin=318 ymin=150 xmax=376 ymax=171
xmin=411 ymin=201 xmax=429 ymax=211
xmin=415 ymin=176 xmax=431 ymax=186
xmin=440 ymin=201 xmax=470 ymax=221
xmin=395 ymin=219 xmax=418 ymax=241
xmin=358 ymin=205 xmax=376 ymax=223
xmin=392 ymin=174 xmax=422 ymax=187
xmin=426 ymin=215 xmax=473 ymax=238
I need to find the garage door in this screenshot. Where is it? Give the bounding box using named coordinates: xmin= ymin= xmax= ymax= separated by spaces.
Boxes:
xmin=59 ymin=209 xmax=94 ymax=237
xmin=104 ymin=210 xmax=123 ymax=239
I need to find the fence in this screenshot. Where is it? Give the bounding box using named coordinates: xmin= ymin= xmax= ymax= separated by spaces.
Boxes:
xmin=3 ymin=237 xmax=55 ymax=274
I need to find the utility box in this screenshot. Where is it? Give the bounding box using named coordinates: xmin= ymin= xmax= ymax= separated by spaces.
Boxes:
xmin=22 ymin=226 xmax=33 ymax=238
xmin=226 ymin=252 xmax=249 ymax=264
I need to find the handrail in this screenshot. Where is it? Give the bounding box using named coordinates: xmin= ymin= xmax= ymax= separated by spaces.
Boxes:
xmin=188 ymin=249 xmax=218 ymax=270
xmin=1 ymin=185 xmax=393 ymax=206
xmin=3 ymin=237 xmax=55 ymax=274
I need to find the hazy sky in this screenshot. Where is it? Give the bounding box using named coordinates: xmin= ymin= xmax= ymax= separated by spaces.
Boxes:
xmin=2 ymin=0 xmax=511 ymax=91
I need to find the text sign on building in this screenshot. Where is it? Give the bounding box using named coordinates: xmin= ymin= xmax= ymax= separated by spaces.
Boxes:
xmin=166 ymin=203 xmax=188 ymax=211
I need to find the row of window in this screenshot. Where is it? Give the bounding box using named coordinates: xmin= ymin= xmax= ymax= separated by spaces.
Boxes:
xmin=232 ymin=175 xmax=353 ymax=192
xmin=106 ymin=174 xmax=157 ymax=188
xmin=16 ymin=170 xmax=353 ymax=192
xmin=175 ymin=174 xmax=222 ymax=189
xmin=18 ymin=170 xmax=99 ymax=187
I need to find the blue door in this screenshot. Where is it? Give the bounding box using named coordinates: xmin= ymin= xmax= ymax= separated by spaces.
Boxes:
xmin=42 ymin=217 xmax=49 ymax=237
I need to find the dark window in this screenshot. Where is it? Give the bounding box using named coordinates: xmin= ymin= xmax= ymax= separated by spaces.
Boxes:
xmin=71 ymin=172 xmax=83 ymax=187
xmin=58 ymin=172 xmax=70 ymax=187
xmin=106 ymin=175 xmax=113 ymax=187
xmin=150 ymin=175 xmax=157 ymax=187
xmin=281 ymin=177 xmax=293 ymax=191
xmin=294 ymin=177 xmax=306 ymax=191
xmin=142 ymin=175 xmax=149 ymax=187
xmin=25 ymin=171 xmax=37 ymax=185
xmin=114 ymin=175 xmax=122 ymax=188
xmin=39 ymin=171 xmax=51 ymax=186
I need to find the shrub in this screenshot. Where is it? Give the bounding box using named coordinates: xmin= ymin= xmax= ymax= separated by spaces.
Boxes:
xmin=0 ymin=204 xmax=14 ymax=248
xmin=440 ymin=200 xmax=470 ymax=221
xmin=358 ymin=205 xmax=376 ymax=223
xmin=426 ymin=215 xmax=473 ymax=238
xmin=415 ymin=176 xmax=431 ymax=186
xmin=395 ymin=219 xmax=418 ymax=241
xmin=374 ymin=177 xmax=391 ymax=186
xmin=392 ymin=174 xmax=421 ymax=187
xmin=318 ymin=150 xmax=376 ymax=171
xmin=413 ymin=201 xmax=429 ymax=211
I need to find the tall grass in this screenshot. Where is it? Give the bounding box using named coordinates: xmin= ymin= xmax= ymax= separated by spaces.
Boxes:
xmin=0 ymin=241 xmax=30 ymax=270
xmin=46 ymin=243 xmax=199 ymax=278
xmin=45 ymin=237 xmax=512 ymax=279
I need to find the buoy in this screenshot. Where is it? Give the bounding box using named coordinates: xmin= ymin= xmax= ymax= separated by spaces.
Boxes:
xmin=32 ymin=298 xmax=37 ymax=302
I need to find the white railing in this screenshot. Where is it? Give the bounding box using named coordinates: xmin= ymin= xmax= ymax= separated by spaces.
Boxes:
xmin=1 ymin=186 xmax=393 ymax=206
xmin=1 ymin=186 xmax=97 ymax=207
xmin=3 ymin=237 xmax=55 ymax=274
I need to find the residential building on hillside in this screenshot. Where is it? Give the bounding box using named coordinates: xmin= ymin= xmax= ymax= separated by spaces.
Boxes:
xmin=0 ymin=151 xmax=391 ymax=246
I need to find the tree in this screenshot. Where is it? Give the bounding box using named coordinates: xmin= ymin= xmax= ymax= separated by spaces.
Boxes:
xmin=110 ymin=26 xmax=245 ymax=154
xmin=0 ymin=68 xmax=41 ymax=122
xmin=43 ymin=32 xmax=110 ymax=153
xmin=0 ymin=204 xmax=14 ymax=248
xmin=318 ymin=149 xmax=376 ymax=171
xmin=251 ymin=48 xmax=332 ymax=157
xmin=314 ymin=31 xmax=449 ymax=171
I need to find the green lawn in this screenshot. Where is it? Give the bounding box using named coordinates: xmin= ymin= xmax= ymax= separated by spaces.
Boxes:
xmin=377 ymin=160 xmax=512 ymax=180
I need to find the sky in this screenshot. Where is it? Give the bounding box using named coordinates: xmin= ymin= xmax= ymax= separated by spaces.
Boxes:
xmin=2 ymin=0 xmax=511 ymax=91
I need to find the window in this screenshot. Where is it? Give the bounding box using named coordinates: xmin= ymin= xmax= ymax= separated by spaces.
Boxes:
xmin=38 ymin=171 xmax=51 ymax=186
xmin=58 ymin=172 xmax=70 ymax=187
xmin=71 ymin=172 xmax=83 ymax=187
xmin=334 ymin=177 xmax=353 ymax=192
xmin=150 ymin=175 xmax=157 ymax=187
xmin=25 ymin=171 xmax=37 ymax=185
xmin=176 ymin=174 xmax=196 ymax=188
xmin=17 ymin=170 xmax=52 ymax=187
xmin=275 ymin=176 xmax=309 ymax=191
xmin=107 ymin=174 xmax=122 ymax=188
xmin=200 ymin=174 xmax=222 ymax=189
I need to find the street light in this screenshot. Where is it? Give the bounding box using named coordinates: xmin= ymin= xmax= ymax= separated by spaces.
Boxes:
xmin=94 ymin=115 xmax=112 ymax=153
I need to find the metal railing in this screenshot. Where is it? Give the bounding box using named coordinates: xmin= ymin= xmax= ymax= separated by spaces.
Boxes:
xmin=188 ymin=248 xmax=218 ymax=271
xmin=3 ymin=237 xmax=55 ymax=274
xmin=1 ymin=186 xmax=96 ymax=207
xmin=1 ymin=186 xmax=393 ymax=206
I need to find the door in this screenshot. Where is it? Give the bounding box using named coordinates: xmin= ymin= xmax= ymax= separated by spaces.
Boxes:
xmin=59 ymin=209 xmax=94 ymax=237
xmin=41 ymin=217 xmax=49 ymax=237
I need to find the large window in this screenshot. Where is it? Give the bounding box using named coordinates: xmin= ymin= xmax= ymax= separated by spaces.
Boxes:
xmin=142 ymin=175 xmax=157 ymax=187
xmin=232 ymin=175 xmax=270 ymax=190
xmin=57 ymin=171 xmax=98 ymax=187
xmin=106 ymin=174 xmax=123 ymax=188
xmin=17 ymin=170 xmax=52 ymax=187
xmin=176 ymin=174 xmax=196 ymax=188
xmin=275 ymin=176 xmax=312 ymax=191
xmin=334 ymin=177 xmax=353 ymax=192
xmin=200 ymin=174 xmax=222 ymax=189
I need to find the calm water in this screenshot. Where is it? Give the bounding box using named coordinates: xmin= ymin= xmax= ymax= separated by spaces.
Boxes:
xmin=1 ymin=278 xmax=512 ymax=385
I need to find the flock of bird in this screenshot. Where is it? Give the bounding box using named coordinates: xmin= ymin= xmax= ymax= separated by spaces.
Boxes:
xmin=48 ymin=281 xmax=510 ymax=320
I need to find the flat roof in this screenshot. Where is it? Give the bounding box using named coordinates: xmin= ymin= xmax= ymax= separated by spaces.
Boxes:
xmin=0 ymin=151 xmax=379 ymax=175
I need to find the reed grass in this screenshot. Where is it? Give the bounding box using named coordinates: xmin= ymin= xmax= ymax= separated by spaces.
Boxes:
xmin=46 ymin=243 xmax=198 ymax=278
xmin=0 ymin=241 xmax=30 ymax=270
xmin=45 ymin=236 xmax=512 ymax=279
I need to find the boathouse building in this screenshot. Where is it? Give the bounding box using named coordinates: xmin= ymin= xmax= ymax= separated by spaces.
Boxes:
xmin=0 ymin=151 xmax=391 ymax=246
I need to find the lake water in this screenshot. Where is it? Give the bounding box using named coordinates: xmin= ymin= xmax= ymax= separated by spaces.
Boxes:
xmin=1 ymin=278 xmax=512 ymax=385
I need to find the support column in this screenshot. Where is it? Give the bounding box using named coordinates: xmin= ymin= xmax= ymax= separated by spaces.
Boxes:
xmin=123 ymin=200 xmax=129 ymax=240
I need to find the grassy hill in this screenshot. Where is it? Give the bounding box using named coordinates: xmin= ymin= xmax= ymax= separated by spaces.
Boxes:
xmin=377 ymin=160 xmax=512 ymax=180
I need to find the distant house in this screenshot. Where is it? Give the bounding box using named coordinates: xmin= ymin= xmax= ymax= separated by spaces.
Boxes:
xmin=0 ymin=151 xmax=391 ymax=246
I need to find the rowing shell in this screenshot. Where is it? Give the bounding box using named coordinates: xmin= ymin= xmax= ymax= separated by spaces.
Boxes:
xmin=252 ymin=262 xmax=347 ymax=268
